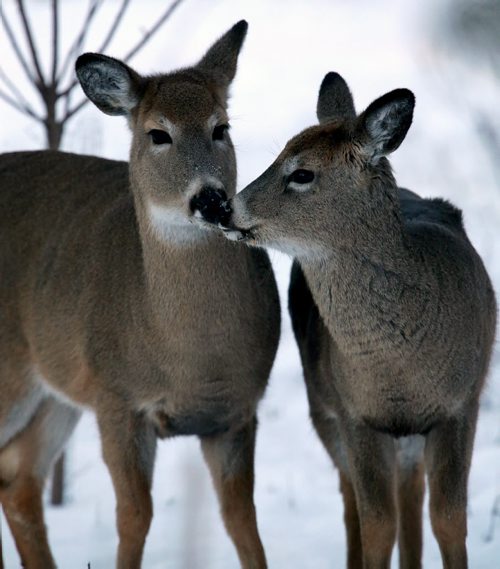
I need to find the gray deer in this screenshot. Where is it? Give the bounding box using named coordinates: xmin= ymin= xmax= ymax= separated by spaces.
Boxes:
xmin=0 ymin=21 xmax=280 ymax=569
xmin=194 ymin=72 xmax=497 ymax=568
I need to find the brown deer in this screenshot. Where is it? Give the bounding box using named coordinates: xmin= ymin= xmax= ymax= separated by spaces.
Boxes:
xmin=0 ymin=21 xmax=280 ymax=569
xmin=194 ymin=72 xmax=497 ymax=568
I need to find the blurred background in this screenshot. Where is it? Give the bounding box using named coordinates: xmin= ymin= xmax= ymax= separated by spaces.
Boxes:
xmin=1 ymin=0 xmax=499 ymax=567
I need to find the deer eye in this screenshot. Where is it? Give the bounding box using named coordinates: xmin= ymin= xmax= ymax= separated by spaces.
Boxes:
xmin=148 ymin=129 xmax=172 ymax=145
xmin=288 ymin=169 xmax=315 ymax=185
xmin=212 ymin=124 xmax=229 ymax=141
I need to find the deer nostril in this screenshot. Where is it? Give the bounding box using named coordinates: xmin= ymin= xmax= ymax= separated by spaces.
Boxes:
xmin=190 ymin=186 xmax=232 ymax=226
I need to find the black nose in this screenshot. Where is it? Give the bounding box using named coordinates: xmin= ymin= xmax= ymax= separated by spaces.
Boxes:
xmin=190 ymin=186 xmax=232 ymax=226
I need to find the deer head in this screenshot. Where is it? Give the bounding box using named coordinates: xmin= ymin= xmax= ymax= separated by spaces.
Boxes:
xmin=196 ymin=72 xmax=415 ymax=257
xmin=76 ymin=21 xmax=248 ymax=243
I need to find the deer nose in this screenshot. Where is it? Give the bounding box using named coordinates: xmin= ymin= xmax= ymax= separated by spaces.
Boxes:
xmin=190 ymin=186 xmax=232 ymax=226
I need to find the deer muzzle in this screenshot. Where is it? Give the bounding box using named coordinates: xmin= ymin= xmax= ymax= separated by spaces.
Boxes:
xmin=190 ymin=186 xmax=232 ymax=225
xmin=190 ymin=186 xmax=254 ymax=241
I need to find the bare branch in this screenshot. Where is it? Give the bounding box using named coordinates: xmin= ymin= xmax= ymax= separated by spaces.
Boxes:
xmin=51 ymin=0 xmax=59 ymax=85
xmin=59 ymin=0 xmax=178 ymax=106
xmin=4 ymin=0 xmax=185 ymax=132
xmin=0 ymin=66 xmax=39 ymax=116
xmin=484 ymin=494 xmax=500 ymax=542
xmin=57 ymin=0 xmax=130 ymax=101
xmin=97 ymin=0 xmax=131 ymax=53
xmin=16 ymin=0 xmax=47 ymax=88
xmin=63 ymin=85 xmax=72 ymax=117
xmin=0 ymin=4 xmax=36 ymax=84
xmin=63 ymin=97 xmax=90 ymax=122
xmin=0 ymin=88 xmax=41 ymax=121
xmin=56 ymin=0 xmax=102 ymax=85
xmin=123 ymin=0 xmax=184 ymax=63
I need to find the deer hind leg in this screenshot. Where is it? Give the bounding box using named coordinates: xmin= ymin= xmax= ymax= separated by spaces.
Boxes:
xmin=310 ymin=410 xmax=362 ymax=569
xmin=342 ymin=424 xmax=397 ymax=569
xmin=201 ymin=417 xmax=267 ymax=569
xmin=424 ymin=408 xmax=477 ymax=569
xmin=96 ymin=400 xmax=157 ymax=569
xmin=396 ymin=436 xmax=425 ymax=569
xmin=0 ymin=395 xmax=80 ymax=569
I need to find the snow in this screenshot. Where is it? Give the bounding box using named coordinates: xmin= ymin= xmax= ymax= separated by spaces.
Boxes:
xmin=1 ymin=0 xmax=499 ymax=567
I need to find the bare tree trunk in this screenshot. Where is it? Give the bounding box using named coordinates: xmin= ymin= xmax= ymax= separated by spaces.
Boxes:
xmin=45 ymin=119 xmax=63 ymax=151
xmin=51 ymin=454 xmax=66 ymax=506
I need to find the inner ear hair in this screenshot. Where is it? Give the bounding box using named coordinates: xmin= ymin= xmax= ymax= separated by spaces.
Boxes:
xmin=75 ymin=53 xmax=143 ymax=116
xmin=358 ymin=88 xmax=415 ymax=160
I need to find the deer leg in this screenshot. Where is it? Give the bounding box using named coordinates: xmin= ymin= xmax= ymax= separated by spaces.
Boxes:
xmin=342 ymin=424 xmax=397 ymax=569
xmin=96 ymin=402 xmax=157 ymax=569
xmin=0 ymin=396 xmax=80 ymax=569
xmin=339 ymin=469 xmax=363 ymax=569
xmin=1 ymin=475 xmax=53 ymax=569
xmin=310 ymin=410 xmax=362 ymax=569
xmin=396 ymin=436 xmax=425 ymax=569
xmin=0 ymin=520 xmax=4 ymax=569
xmin=424 ymin=409 xmax=477 ymax=569
xmin=201 ymin=417 xmax=266 ymax=569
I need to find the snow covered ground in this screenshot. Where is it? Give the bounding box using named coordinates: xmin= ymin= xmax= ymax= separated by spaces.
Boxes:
xmin=1 ymin=0 xmax=499 ymax=567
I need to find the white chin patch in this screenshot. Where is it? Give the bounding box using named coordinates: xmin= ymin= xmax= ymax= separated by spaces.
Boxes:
xmin=223 ymin=229 xmax=246 ymax=242
xmin=148 ymin=202 xmax=205 ymax=243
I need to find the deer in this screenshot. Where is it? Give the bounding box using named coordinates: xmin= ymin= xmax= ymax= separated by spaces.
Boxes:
xmin=193 ymin=72 xmax=497 ymax=568
xmin=0 ymin=21 xmax=281 ymax=569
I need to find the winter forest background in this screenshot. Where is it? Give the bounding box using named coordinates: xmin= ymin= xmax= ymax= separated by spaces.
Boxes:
xmin=1 ymin=0 xmax=499 ymax=567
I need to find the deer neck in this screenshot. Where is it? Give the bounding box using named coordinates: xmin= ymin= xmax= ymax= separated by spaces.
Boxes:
xmin=299 ymin=172 xmax=419 ymax=346
xmin=131 ymin=188 xmax=224 ymax=328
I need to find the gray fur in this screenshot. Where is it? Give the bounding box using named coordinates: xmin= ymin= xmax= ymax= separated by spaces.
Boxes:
xmin=0 ymin=384 xmax=45 ymax=449
xmin=34 ymin=398 xmax=82 ymax=481
xmin=316 ymin=72 xmax=356 ymax=124
xmin=197 ymin=20 xmax=248 ymax=88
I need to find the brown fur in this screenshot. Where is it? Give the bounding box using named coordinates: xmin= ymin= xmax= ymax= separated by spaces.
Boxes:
xmin=397 ymin=458 xmax=425 ymax=568
xmin=201 ymin=420 xmax=266 ymax=569
xmin=205 ymin=72 xmax=496 ymax=568
xmin=0 ymin=21 xmax=280 ymax=568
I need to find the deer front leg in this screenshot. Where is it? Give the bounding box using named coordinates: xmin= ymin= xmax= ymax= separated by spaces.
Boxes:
xmin=310 ymin=409 xmax=362 ymax=569
xmin=425 ymin=408 xmax=477 ymax=569
xmin=201 ymin=417 xmax=266 ymax=569
xmin=342 ymin=424 xmax=397 ymax=569
xmin=96 ymin=401 xmax=157 ymax=569
xmin=339 ymin=469 xmax=363 ymax=569
xmin=396 ymin=437 xmax=425 ymax=569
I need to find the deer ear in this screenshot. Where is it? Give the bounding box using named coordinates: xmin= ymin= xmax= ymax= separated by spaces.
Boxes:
xmin=75 ymin=53 xmax=143 ymax=116
xmin=358 ymin=88 xmax=415 ymax=161
xmin=196 ymin=20 xmax=248 ymax=90
xmin=316 ymin=72 xmax=356 ymax=124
